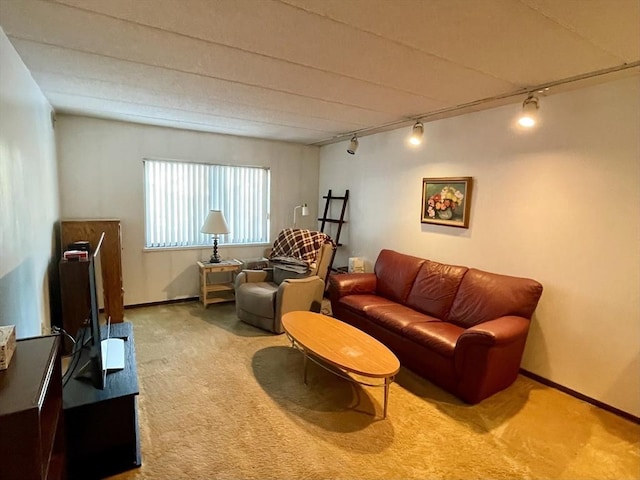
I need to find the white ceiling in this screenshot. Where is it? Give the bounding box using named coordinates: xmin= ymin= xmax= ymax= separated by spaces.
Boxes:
xmin=1 ymin=0 xmax=639 ymax=145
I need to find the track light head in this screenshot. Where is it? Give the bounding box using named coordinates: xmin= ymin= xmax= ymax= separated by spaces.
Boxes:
xmin=518 ymin=94 xmax=539 ymax=128
xmin=409 ymin=121 xmax=424 ymax=145
xmin=347 ymin=135 xmax=359 ymax=155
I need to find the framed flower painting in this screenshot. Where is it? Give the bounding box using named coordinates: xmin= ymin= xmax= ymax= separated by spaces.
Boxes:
xmin=421 ymin=177 xmax=473 ymax=228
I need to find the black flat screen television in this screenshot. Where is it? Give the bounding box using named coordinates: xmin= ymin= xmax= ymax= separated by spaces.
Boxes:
xmin=71 ymin=232 xmax=107 ymax=389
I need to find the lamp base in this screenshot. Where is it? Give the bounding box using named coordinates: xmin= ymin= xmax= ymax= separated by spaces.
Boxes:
xmin=210 ymin=238 xmax=221 ymax=263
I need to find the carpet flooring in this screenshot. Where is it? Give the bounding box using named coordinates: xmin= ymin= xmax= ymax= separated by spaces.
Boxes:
xmin=109 ymin=302 xmax=639 ymax=480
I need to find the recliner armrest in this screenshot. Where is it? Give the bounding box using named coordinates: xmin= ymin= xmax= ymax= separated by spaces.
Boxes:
xmin=280 ymin=276 xmax=321 ymax=286
xmin=273 ymin=276 xmax=325 ymax=332
xmin=235 ymin=269 xmax=273 ymax=288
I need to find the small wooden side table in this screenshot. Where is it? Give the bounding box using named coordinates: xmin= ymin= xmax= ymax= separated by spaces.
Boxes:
xmin=197 ymin=260 xmax=242 ymax=307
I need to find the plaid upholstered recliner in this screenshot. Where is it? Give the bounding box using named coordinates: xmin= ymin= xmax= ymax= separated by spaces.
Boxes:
xmin=235 ymin=229 xmax=335 ymax=334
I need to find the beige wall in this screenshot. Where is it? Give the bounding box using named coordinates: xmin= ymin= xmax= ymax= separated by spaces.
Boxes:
xmin=56 ymin=116 xmax=320 ymax=306
xmin=0 ymin=28 xmax=59 ymax=338
xmin=319 ymin=76 xmax=640 ymax=417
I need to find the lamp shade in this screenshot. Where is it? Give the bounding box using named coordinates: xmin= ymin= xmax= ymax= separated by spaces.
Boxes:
xmin=200 ymin=210 xmax=230 ymax=234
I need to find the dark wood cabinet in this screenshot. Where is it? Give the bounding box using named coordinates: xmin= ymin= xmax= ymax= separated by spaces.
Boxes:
xmin=0 ymin=335 xmax=65 ymax=480
xmin=61 ymin=219 xmax=124 ymax=323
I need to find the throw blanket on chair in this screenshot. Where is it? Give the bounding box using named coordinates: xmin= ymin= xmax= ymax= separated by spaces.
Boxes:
xmin=269 ymin=228 xmax=334 ymax=273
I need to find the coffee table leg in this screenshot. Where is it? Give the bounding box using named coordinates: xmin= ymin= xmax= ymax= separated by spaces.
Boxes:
xmin=303 ymin=352 xmax=308 ymax=385
xmin=383 ymin=377 xmax=390 ymax=419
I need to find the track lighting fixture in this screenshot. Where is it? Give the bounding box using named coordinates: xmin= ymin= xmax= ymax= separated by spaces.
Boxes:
xmin=409 ymin=121 xmax=424 ymax=145
xmin=347 ymin=135 xmax=359 ymax=155
xmin=518 ymin=94 xmax=539 ymax=128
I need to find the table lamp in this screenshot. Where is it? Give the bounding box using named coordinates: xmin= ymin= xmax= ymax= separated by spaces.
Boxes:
xmin=200 ymin=210 xmax=230 ymax=263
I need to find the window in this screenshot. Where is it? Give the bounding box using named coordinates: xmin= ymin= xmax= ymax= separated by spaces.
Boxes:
xmin=144 ymin=159 xmax=270 ymax=248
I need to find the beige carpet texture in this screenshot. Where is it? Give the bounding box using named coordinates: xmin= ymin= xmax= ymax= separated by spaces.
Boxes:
xmin=109 ymin=302 xmax=639 ymax=480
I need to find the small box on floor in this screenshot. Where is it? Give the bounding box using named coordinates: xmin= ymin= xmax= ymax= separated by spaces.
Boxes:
xmin=348 ymin=257 xmax=365 ymax=273
xmin=0 ymin=325 xmax=16 ymax=370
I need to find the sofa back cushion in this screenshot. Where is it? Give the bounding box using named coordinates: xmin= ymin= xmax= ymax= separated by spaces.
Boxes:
xmin=406 ymin=261 xmax=468 ymax=319
xmin=448 ymin=268 xmax=543 ymax=328
xmin=374 ymin=250 xmax=426 ymax=304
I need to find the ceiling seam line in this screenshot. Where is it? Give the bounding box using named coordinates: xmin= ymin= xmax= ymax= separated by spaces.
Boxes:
xmin=61 ymin=111 xmax=256 ymax=134
xmin=8 ymin=36 xmax=412 ymax=117
xmin=56 ymin=112 xmax=333 ymax=145
xmin=57 ymin=111 xmax=321 ymax=146
xmin=31 ymin=69 xmax=373 ymax=129
xmin=517 ymin=0 xmax=631 ymax=64
xmin=274 ymin=0 xmax=520 ymax=86
xmin=45 ymin=89 xmax=338 ymax=134
xmin=40 ymin=2 xmax=457 ymax=104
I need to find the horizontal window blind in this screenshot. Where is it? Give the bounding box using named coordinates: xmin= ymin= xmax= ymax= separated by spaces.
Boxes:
xmin=144 ymin=159 xmax=270 ymax=248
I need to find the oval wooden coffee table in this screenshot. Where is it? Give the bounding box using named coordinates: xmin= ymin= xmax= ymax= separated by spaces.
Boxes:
xmin=282 ymin=311 xmax=400 ymax=419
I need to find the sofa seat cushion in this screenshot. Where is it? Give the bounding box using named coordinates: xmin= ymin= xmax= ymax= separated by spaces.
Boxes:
xmin=402 ymin=321 xmax=464 ymax=357
xmin=235 ymin=282 xmax=277 ymax=318
xmin=339 ymin=294 xmax=398 ymax=314
xmin=367 ymin=304 xmax=440 ymax=336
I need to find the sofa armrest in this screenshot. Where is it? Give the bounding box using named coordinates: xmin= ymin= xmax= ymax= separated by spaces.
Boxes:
xmin=235 ymin=268 xmax=273 ymax=288
xmin=457 ymin=316 xmax=530 ymax=347
xmin=274 ymin=276 xmax=325 ymax=332
xmin=454 ymin=316 xmax=530 ymax=404
xmin=328 ymin=273 xmax=377 ymax=300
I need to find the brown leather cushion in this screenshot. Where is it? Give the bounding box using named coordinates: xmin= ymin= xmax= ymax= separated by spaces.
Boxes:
xmin=366 ymin=304 xmax=440 ymax=335
xmin=448 ymin=268 xmax=544 ymax=328
xmin=339 ymin=294 xmax=397 ymax=314
xmin=402 ymin=321 xmax=463 ymax=357
xmin=405 ymin=260 xmax=468 ymax=319
xmin=374 ymin=249 xmax=426 ymax=304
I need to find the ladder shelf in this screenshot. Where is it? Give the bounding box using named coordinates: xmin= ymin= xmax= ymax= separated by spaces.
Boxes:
xmin=318 ymin=189 xmax=349 ymax=271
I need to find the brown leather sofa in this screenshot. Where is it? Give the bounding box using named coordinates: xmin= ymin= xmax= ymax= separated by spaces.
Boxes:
xmin=328 ymin=249 xmax=543 ymax=403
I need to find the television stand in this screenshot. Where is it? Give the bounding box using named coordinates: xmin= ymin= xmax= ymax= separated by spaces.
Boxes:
xmin=63 ymin=322 xmax=141 ymax=479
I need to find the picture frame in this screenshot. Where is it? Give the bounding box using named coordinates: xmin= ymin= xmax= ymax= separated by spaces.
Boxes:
xmin=421 ymin=177 xmax=473 ymax=228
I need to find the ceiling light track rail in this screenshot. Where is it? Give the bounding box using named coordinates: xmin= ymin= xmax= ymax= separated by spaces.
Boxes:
xmin=313 ymin=61 xmax=640 ymax=147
